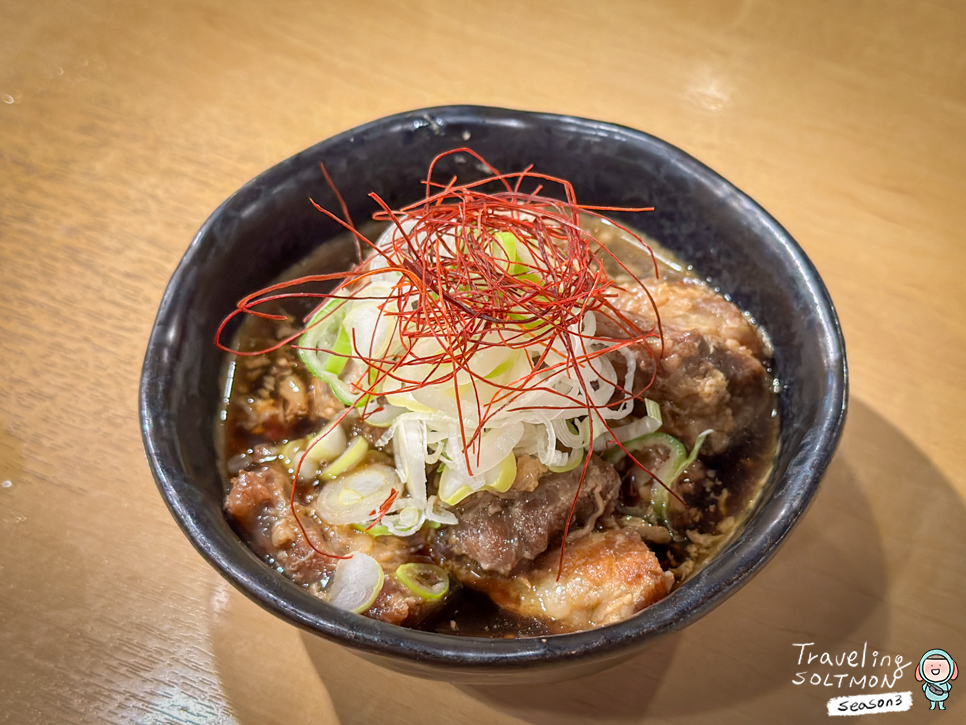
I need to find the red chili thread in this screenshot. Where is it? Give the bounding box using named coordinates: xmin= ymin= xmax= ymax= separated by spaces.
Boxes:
xmin=217 ymin=148 xmax=682 ymax=577
xmin=365 ymin=488 xmax=399 ymax=531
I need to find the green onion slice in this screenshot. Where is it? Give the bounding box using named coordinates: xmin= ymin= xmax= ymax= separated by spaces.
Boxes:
xmin=299 ymin=299 xmax=349 ymax=378
xmin=438 ymin=452 xmax=517 ymax=505
xmin=352 ymin=522 xmax=392 ymax=537
xmin=394 ymin=563 xmax=450 ymax=600
xmin=320 ymin=436 xmax=369 ymax=480
xmin=548 ymin=447 xmax=584 ymax=473
xmin=644 ymin=398 xmax=663 ymax=426
xmin=644 ymin=430 xmax=712 ymax=523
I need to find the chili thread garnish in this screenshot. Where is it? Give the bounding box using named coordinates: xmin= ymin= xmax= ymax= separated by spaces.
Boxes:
xmin=366 ymin=488 xmax=399 ymax=531
xmin=218 ymin=148 xmax=680 ymax=577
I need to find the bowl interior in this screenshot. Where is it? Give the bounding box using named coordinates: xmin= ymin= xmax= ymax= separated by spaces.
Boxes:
xmin=141 ymin=106 xmax=846 ymax=683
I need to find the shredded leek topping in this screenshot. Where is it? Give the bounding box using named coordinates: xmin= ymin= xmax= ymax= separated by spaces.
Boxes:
xmin=294 ymin=222 xmax=675 ymax=531
xmin=288 ymin=210 xmax=709 ymax=535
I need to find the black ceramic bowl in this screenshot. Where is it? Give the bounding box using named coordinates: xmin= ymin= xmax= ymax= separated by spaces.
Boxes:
xmin=140 ymin=106 xmax=847 ymax=684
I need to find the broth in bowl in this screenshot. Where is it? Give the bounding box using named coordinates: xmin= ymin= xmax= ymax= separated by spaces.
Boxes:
xmin=216 ymin=150 xmax=778 ymax=636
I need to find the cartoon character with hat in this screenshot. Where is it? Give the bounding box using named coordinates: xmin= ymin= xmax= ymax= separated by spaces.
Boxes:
xmin=917 ymin=649 xmax=958 ymax=710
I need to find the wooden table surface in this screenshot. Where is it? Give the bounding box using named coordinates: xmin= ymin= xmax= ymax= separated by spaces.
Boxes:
xmin=2 ymin=1 xmax=965 ymax=722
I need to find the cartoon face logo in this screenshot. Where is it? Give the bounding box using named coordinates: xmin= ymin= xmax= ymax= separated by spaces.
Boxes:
xmin=916 ymin=649 xmax=958 ymax=711
xmin=924 ymin=658 xmax=952 ymax=683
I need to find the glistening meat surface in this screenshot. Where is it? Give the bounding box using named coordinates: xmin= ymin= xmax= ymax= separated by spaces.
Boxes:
xmin=600 ymin=278 xmax=771 ymax=454
xmin=429 ymin=455 xmax=621 ymax=576
xmin=225 ymin=464 xmax=448 ymax=626
xmin=452 ymin=529 xmax=670 ymax=633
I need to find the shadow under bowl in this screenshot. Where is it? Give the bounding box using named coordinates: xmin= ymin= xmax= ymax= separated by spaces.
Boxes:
xmin=139 ymin=105 xmax=847 ymax=684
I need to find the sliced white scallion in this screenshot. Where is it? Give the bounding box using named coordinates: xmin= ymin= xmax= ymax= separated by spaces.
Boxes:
xmin=306 ymin=421 xmax=349 ymax=463
xmin=382 ymin=505 xmax=425 ymax=536
xmin=440 ymin=422 xmax=523 ymax=480
xmin=280 ymin=421 xmax=348 ymax=481
xmin=393 ymin=419 xmax=428 ymax=506
xmin=352 ymin=522 xmax=391 ymax=537
xmin=425 ymin=495 xmax=458 ymax=526
xmin=344 ymin=302 xmax=398 ymax=363
xmin=320 ymin=436 xmax=369 ymax=480
xmin=298 ymin=299 xmax=350 ymax=379
xmin=614 ymin=415 xmax=662 ymax=444
xmin=325 ymin=552 xmax=385 ymax=613
xmin=438 ymin=453 xmax=517 ymax=505
xmin=485 ymin=453 xmax=517 ymax=493
xmin=361 ymin=403 xmax=406 ymax=428
xmin=436 ymin=469 xmax=471 ymax=507
xmin=597 ymin=400 xmax=664 ymax=455
xmin=552 ymin=417 xmax=590 ymax=449
xmin=315 ymin=464 xmax=399 ymax=525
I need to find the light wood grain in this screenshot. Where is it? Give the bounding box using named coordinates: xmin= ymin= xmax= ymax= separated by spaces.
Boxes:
xmin=2 ymin=1 xmax=965 ymax=722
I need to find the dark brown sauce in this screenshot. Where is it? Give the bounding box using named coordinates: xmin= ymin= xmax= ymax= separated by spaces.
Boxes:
xmin=218 ymin=226 xmax=376 ymax=469
xmin=422 ymin=588 xmax=550 ymax=638
xmin=650 ymin=408 xmax=778 ymax=576
xmin=217 ymin=220 xmax=779 ymax=637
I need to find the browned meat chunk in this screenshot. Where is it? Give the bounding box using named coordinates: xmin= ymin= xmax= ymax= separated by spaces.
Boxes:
xmin=229 ymin=345 xmax=391 ymax=451
xmin=511 ymin=454 xmax=547 ymax=492
xmin=225 ymin=464 xmax=332 ymax=584
xmin=653 ymin=327 xmax=767 ymax=454
xmin=645 ymin=278 xmax=765 ymax=356
xmin=430 ymin=455 xmax=620 ymax=576
xmin=599 ymin=279 xmax=771 ymax=454
xmin=460 ymin=529 xmax=670 ymax=633
xmin=224 ymin=466 xmax=274 ymax=529
xmin=225 ymin=464 xmax=447 ymax=626
xmin=309 ymin=375 xmax=344 ymax=420
xmin=232 ymin=350 xmax=311 ymax=441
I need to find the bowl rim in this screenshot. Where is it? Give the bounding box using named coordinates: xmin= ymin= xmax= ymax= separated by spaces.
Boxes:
xmin=140 ymin=104 xmax=848 ymax=670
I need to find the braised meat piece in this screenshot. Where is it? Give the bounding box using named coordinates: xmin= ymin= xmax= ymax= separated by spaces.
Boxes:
xmin=599 ymin=279 xmax=771 ymax=454
xmin=429 ymin=455 xmax=620 ymax=576
xmin=454 ymin=529 xmax=670 ymax=633
xmin=225 ymin=464 xmax=448 ymax=626
xmin=230 ymin=349 xmax=312 ymax=442
xmin=225 ymin=464 xmax=331 ymax=583
xmin=652 ymin=327 xmax=768 ymax=454
xmin=309 ymin=374 xmax=345 ymax=421
xmin=228 ymin=345 xmax=391 ymax=449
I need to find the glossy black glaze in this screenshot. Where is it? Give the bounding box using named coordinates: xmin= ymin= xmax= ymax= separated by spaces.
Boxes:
xmin=140 ymin=106 xmax=847 ymax=684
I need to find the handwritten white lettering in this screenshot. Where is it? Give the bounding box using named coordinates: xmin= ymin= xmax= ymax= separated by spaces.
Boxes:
xmin=790 ymin=643 xmax=911 ymax=691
